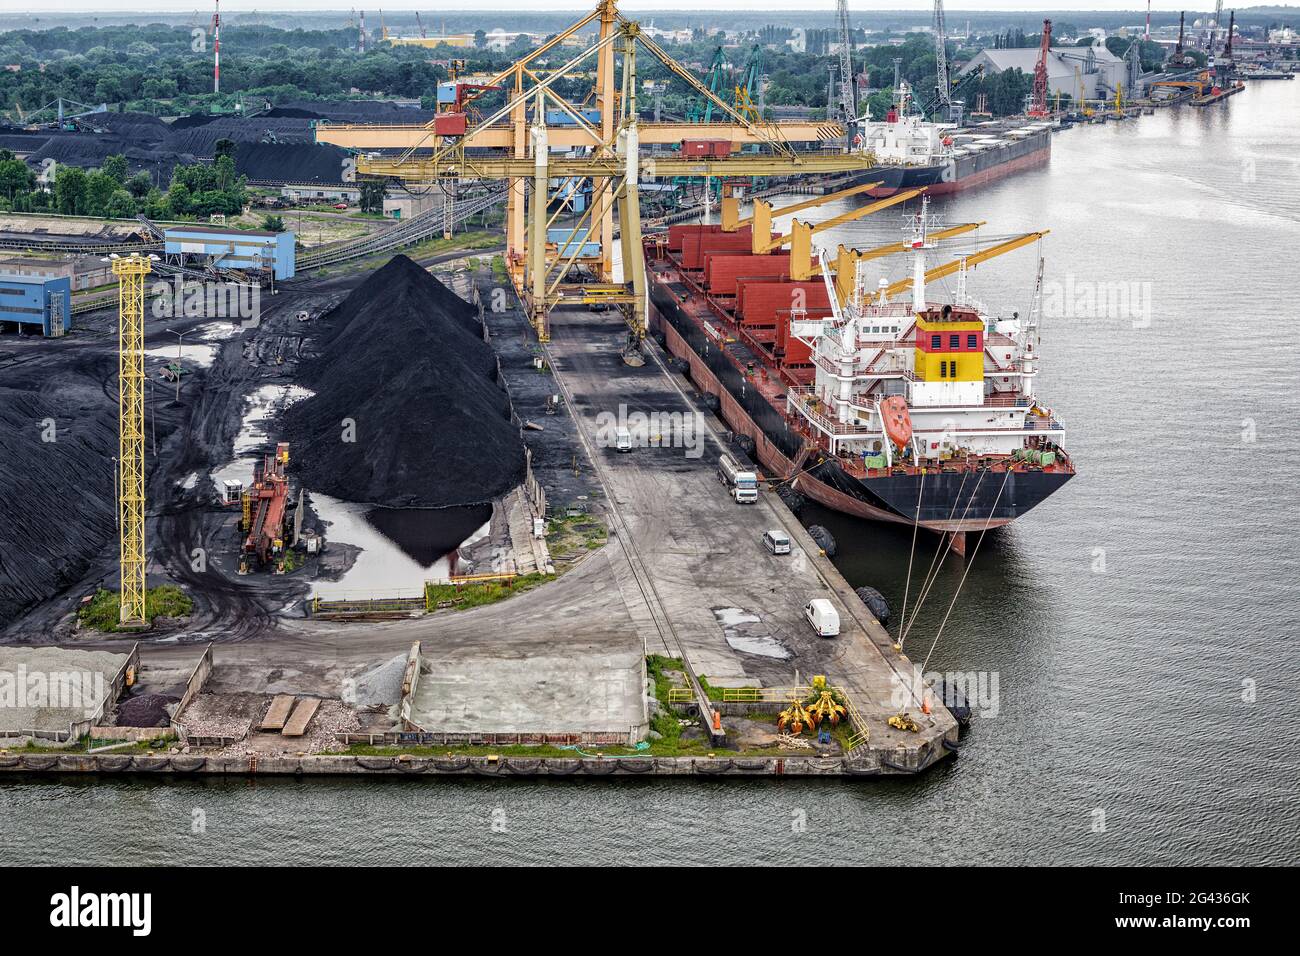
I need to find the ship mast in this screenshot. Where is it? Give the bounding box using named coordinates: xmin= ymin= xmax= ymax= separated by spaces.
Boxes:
xmin=1023 ymin=256 xmax=1045 ymax=398
xmin=910 ymin=196 xmax=933 ymax=313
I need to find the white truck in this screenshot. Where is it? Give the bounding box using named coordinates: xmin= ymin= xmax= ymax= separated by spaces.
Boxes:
xmin=804 ymin=599 xmax=840 ymax=637
xmin=717 ymin=454 xmax=758 ymax=504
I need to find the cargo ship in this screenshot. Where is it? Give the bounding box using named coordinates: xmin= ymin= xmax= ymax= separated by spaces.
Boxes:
xmin=646 ymin=198 xmax=1075 ymax=552
xmin=851 ymin=83 xmax=1053 ymax=196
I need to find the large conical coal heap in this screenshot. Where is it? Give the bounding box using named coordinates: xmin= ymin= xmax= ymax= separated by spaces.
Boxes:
xmin=282 ymin=256 xmax=526 ymax=509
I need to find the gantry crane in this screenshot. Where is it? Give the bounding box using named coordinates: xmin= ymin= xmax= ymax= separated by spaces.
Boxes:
xmin=112 ymin=253 xmax=153 ymax=628
xmin=337 ymin=1 xmax=878 ymax=357
xmin=834 ymin=0 xmax=857 ymax=134
xmin=932 ymin=0 xmax=951 ymax=118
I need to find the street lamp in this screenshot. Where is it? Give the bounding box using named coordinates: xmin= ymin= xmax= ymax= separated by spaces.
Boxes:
xmin=165 ymin=326 xmax=190 ymax=404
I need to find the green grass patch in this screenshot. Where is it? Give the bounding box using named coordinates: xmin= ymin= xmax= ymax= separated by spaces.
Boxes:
xmin=9 ymin=733 xmax=177 ymax=754
xmin=546 ymin=512 xmax=608 ymax=561
xmin=696 ymin=674 xmax=726 ymax=702
xmin=77 ymin=585 xmax=192 ymax=632
xmin=490 ymin=254 xmax=509 ymax=281
xmin=646 ymin=654 xmax=685 ymax=705
xmin=423 ymin=572 xmax=552 ymax=612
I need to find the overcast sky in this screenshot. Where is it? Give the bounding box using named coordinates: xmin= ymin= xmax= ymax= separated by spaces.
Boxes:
xmin=0 ymin=2 xmax=1275 ymax=16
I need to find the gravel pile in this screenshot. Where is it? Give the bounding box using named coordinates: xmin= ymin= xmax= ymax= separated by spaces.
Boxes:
xmin=282 ymin=256 xmax=527 ymax=509
xmin=177 ymin=692 xmax=261 ymax=740
xmin=0 ymin=647 xmax=127 ymax=734
xmin=350 ymin=653 xmax=409 ymax=709
xmin=207 ymin=698 xmax=360 ymax=755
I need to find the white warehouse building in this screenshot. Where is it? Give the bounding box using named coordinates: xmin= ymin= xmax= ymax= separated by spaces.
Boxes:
xmin=959 ymin=43 xmax=1126 ymax=100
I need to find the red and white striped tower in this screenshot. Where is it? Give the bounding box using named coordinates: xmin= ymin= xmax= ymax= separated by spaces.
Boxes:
xmin=213 ymin=0 xmax=221 ymax=93
xmin=1144 ymin=0 xmax=1151 ymax=41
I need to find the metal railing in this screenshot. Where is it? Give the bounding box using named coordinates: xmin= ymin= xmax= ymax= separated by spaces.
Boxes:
xmin=298 ymin=187 xmax=507 ymax=270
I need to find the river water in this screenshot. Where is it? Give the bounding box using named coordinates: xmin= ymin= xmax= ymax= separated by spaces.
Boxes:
xmin=4 ymin=82 xmax=1299 ymax=866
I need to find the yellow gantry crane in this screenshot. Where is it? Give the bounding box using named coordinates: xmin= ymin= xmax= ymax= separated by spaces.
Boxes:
xmin=112 ymin=253 xmax=151 ymax=628
xmin=333 ymin=0 xmax=884 ymax=354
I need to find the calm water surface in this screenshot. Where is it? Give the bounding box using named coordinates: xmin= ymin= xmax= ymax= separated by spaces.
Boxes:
xmin=4 ymin=83 xmax=1299 ymax=866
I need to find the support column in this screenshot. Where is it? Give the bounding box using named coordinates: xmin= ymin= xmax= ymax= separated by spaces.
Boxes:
xmin=594 ymin=0 xmax=618 ymax=282
xmin=507 ymin=66 xmax=528 ymax=282
xmin=528 ymin=92 xmax=550 ymax=342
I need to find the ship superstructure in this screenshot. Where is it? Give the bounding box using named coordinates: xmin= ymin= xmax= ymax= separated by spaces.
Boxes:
xmin=789 ymin=199 xmax=1063 ymax=469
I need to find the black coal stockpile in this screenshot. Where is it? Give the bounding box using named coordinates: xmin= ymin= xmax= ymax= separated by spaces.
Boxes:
xmin=167 ymin=119 xmax=319 ymax=156
xmin=270 ymin=100 xmax=439 ymax=124
xmin=282 ymin=256 xmax=526 ymax=509
xmin=233 ymin=142 xmax=352 ymax=184
xmin=0 ymin=391 xmax=117 ymax=626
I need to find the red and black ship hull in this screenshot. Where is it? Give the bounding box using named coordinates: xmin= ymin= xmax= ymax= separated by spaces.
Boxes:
xmin=646 ymin=267 xmax=1073 ymax=533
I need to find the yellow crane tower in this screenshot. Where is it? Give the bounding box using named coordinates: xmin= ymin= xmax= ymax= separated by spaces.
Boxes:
xmin=111 ymin=252 xmax=152 ymax=628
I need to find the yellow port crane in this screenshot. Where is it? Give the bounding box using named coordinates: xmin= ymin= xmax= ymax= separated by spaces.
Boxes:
xmin=111 ymin=253 xmax=153 ymax=628
xmin=338 ymin=0 xmax=886 ymax=353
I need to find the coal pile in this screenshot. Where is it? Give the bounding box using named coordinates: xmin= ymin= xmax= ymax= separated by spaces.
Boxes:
xmin=282 ymin=256 xmax=526 ymax=509
xmin=166 ymin=118 xmax=320 ymax=156
xmin=270 ymin=100 xmax=439 ymax=123
xmin=115 ymin=693 xmax=179 ymax=729
xmin=233 ymin=142 xmax=352 ymax=184
xmin=0 ymin=390 xmax=117 ymax=626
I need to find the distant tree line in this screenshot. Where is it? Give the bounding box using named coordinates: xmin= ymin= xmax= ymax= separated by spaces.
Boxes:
xmin=0 ymin=147 xmax=246 ymax=219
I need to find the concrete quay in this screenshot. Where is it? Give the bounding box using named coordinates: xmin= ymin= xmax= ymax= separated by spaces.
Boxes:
xmin=540 ymin=306 xmax=958 ymax=769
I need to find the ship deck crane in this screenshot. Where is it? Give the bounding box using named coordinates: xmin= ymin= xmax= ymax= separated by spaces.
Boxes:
xmin=877 ymin=231 xmax=1050 ymax=301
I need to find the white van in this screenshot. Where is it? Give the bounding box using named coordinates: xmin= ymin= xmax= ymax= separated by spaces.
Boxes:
xmin=762 ymin=530 xmax=791 ymax=555
xmin=616 ymin=427 xmax=632 ymax=452
xmin=804 ymin=599 xmax=840 ymax=637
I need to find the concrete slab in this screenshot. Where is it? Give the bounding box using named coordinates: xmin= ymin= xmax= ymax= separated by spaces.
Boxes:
xmin=411 ymin=648 xmax=642 ymax=736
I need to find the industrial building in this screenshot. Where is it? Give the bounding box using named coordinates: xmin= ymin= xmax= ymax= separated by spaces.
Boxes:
xmin=960 ymin=43 xmax=1126 ymax=99
xmin=0 ymin=272 xmax=73 ymax=336
xmin=163 ymin=225 xmax=296 ymax=280
xmin=279 ymin=184 xmax=360 ymax=204
xmin=0 ymin=256 xmax=113 ymax=292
